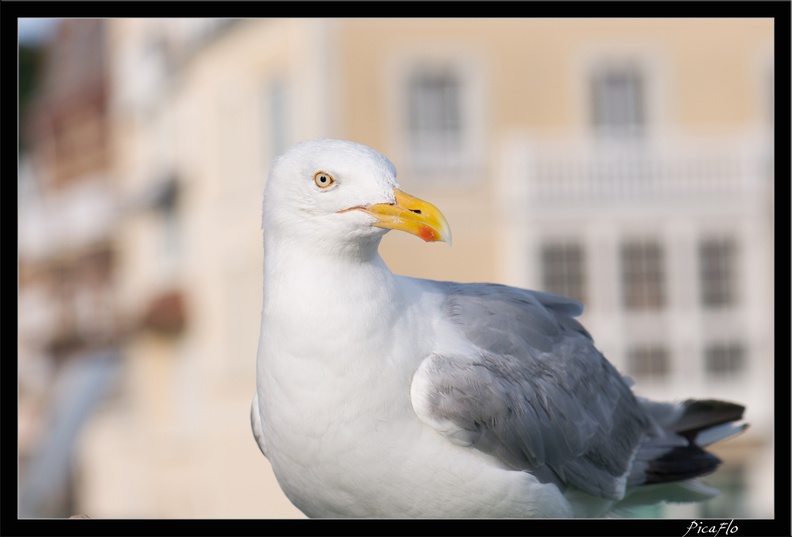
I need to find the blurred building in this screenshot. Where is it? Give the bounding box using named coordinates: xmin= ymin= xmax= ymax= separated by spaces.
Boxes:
xmin=19 ymin=18 xmax=773 ymax=519
xmin=18 ymin=19 xmax=121 ymax=518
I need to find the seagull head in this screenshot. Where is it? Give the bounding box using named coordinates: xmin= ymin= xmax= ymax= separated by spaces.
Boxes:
xmin=263 ymin=139 xmax=452 ymax=253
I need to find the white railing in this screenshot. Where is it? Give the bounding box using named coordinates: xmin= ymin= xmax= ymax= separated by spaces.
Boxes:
xmin=502 ymin=135 xmax=771 ymax=205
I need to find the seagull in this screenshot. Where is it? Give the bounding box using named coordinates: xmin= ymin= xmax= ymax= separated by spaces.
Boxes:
xmin=250 ymin=139 xmax=747 ymax=518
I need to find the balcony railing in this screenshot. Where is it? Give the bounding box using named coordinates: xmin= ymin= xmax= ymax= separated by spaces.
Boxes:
xmin=504 ymin=136 xmax=771 ymax=205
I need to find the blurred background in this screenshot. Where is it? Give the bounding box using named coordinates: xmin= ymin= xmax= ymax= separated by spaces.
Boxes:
xmin=17 ymin=18 xmax=774 ymax=519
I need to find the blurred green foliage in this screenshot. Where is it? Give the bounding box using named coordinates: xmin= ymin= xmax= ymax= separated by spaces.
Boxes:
xmin=19 ymin=43 xmax=43 ymax=155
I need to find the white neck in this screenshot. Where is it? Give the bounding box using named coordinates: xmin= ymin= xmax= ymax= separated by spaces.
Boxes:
xmin=259 ymin=233 xmax=403 ymax=366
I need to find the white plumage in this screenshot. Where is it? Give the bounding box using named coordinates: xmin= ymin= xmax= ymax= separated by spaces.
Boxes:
xmin=251 ymin=139 xmax=746 ymax=518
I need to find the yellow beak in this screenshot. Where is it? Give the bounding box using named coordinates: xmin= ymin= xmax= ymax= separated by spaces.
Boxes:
xmin=354 ymin=188 xmax=452 ymax=244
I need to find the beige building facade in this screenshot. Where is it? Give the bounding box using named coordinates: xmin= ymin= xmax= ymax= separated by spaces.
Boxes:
xmin=19 ymin=18 xmax=773 ymax=519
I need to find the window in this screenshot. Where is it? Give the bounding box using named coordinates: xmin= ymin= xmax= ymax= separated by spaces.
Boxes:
xmin=626 ymin=344 xmax=670 ymax=382
xmin=591 ymin=64 xmax=646 ymax=138
xmin=765 ymin=64 xmax=774 ymax=179
xmin=621 ymin=239 xmax=665 ymax=310
xmin=406 ymin=64 xmax=464 ymax=171
xmin=541 ymin=241 xmax=587 ymax=303
xmin=391 ymin=52 xmax=484 ymax=178
xmin=704 ymin=342 xmax=745 ymax=377
xmin=699 ymin=237 xmax=737 ymax=308
xmin=766 ymin=64 xmax=774 ymax=131
xmin=143 ymin=175 xmax=181 ymax=259
xmin=266 ymin=78 xmax=290 ymax=158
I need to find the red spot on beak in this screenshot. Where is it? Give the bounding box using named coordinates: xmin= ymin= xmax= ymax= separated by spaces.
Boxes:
xmin=418 ymin=225 xmax=438 ymax=242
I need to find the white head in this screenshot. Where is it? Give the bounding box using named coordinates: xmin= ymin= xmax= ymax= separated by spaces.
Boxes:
xmin=262 ymin=139 xmax=451 ymax=256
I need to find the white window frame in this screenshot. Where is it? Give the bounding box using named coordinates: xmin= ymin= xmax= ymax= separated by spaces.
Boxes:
xmin=406 ymin=65 xmax=465 ymax=170
xmin=590 ymin=62 xmax=648 ymax=139
xmin=386 ymin=47 xmax=486 ymax=182
xmin=264 ymin=76 xmax=291 ymax=160
xmin=573 ymin=44 xmax=665 ymax=143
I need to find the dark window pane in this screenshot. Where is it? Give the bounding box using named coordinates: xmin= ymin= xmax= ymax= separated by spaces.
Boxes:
xmin=541 ymin=242 xmax=586 ymax=303
xmin=704 ymin=342 xmax=745 ymax=376
xmin=621 ymin=239 xmax=665 ymax=310
xmin=700 ymin=237 xmax=737 ymax=308
xmin=627 ymin=344 xmax=670 ymax=381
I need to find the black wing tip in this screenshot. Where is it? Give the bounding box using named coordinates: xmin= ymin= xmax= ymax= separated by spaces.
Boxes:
xmin=682 ymin=398 xmax=745 ymax=417
xmin=674 ymin=399 xmax=746 ymax=440
xmin=643 ymin=444 xmax=722 ymax=485
xmin=640 ymin=398 xmax=747 ymax=487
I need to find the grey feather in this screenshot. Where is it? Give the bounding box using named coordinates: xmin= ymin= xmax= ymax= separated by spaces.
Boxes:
xmin=412 ymin=281 xmax=747 ymax=503
xmin=417 ymin=282 xmax=652 ymax=500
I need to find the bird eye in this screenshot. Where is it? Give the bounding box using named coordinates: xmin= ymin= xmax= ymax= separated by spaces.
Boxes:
xmin=314 ymin=171 xmax=335 ymax=189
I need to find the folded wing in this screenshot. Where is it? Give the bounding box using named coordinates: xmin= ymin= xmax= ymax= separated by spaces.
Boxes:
xmin=411 ymin=282 xmax=651 ymax=500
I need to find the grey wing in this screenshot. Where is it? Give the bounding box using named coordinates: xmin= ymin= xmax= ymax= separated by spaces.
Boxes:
xmin=411 ymin=282 xmax=651 ymax=501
